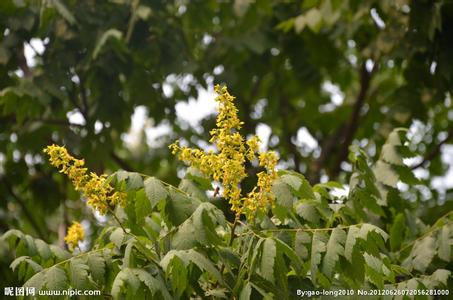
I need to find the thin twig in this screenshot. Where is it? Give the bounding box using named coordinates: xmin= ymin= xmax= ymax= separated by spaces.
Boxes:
xmin=109 ymin=209 xmax=128 ymax=233
xmin=125 ymin=0 xmax=140 ymax=43
xmin=411 ymin=128 xmax=453 ymax=170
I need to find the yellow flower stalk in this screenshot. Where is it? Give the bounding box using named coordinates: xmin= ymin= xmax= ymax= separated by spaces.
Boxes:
xmin=64 ymin=221 xmax=84 ymax=250
xmin=170 ymin=85 xmax=278 ymax=220
xmin=43 ymin=145 xmax=126 ymax=215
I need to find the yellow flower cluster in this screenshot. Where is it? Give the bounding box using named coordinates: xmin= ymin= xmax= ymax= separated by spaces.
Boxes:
xmin=43 ymin=145 xmax=126 ymax=215
xmin=64 ymin=221 xmax=84 ymax=250
xmin=170 ymin=85 xmax=278 ymax=220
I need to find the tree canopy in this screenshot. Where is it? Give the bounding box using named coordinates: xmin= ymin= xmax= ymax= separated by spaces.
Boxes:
xmin=1 ymin=0 xmax=452 ymax=297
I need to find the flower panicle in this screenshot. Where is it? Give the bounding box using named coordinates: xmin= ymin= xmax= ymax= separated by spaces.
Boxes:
xmin=170 ymin=84 xmax=279 ymax=220
xmin=43 ymin=144 xmax=126 ymax=215
xmin=64 ymin=221 xmax=84 ymax=251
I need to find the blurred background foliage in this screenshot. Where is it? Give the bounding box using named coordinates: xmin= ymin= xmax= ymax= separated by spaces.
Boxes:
xmin=0 ymin=0 xmax=452 ymax=287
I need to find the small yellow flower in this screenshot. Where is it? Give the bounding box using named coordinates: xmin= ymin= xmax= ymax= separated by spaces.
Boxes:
xmin=246 ymin=136 xmax=260 ymax=161
xmin=43 ymin=145 xmax=126 ymax=215
xmin=65 ymin=221 xmax=84 ymax=250
xmin=170 ymin=85 xmax=278 ymax=220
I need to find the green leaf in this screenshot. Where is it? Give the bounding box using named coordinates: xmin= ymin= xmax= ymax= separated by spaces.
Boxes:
xmin=390 ymin=214 xmax=406 ymax=251
xmin=24 ymin=235 xmax=37 ymax=257
xmin=280 ymin=171 xmax=315 ymax=199
xmin=144 ymin=177 xmax=168 ymax=208
xmin=50 ymin=245 xmax=71 ymax=261
xmin=359 ymin=224 xmax=389 ymax=242
xmin=114 ymin=171 xmax=143 ymax=190
xmin=35 ymin=239 xmax=52 ymax=261
xmin=111 ymin=268 xmax=140 ymax=298
xmin=161 ymin=249 xmax=223 ymax=284
xmin=172 ymin=202 xmax=225 ymax=249
xmin=86 ymin=252 xmax=105 ymax=283
xmin=295 ymin=231 xmax=311 ymax=260
xmin=272 ymin=179 xmax=293 ymax=208
xmin=406 ymin=236 xmax=436 ymax=272
xmin=259 ymin=238 xmax=276 ymax=283
xmin=46 ymin=266 xmax=68 ymax=290
xmin=50 ymin=0 xmax=76 ymax=25
xmin=133 ymin=236 xmax=158 ymax=263
xmin=24 ymin=272 xmax=46 ymax=290
xmin=344 ymin=225 xmax=360 ymax=262
xmin=93 ymin=28 xmax=123 ymax=59
xmin=179 ymin=178 xmax=208 ymax=201
xmin=184 ymin=250 xmax=223 ymax=284
xmin=136 ymin=5 xmax=152 ymax=20
xmin=364 ymin=256 xmax=384 ymax=289
xmin=239 ymin=282 xmax=252 ymax=300
xmin=1 ymin=229 xmax=24 ymax=246
xmin=185 ymin=167 xmax=212 ymax=190
xmin=373 ymin=161 xmax=399 ymax=187
xmin=310 ymin=231 xmax=328 ymax=284
xmin=280 ymin=174 xmax=301 ymax=191
xmin=10 ymin=256 xmax=42 ymax=274
xmin=437 ymin=224 xmax=452 ymax=261
xmin=110 ymin=227 xmax=125 ymax=248
xmin=322 ymin=227 xmax=346 ymax=278
xmin=294 ymin=15 xmax=306 ymax=33
xmin=421 ymin=269 xmax=451 ymax=288
xmin=135 ymin=188 xmax=152 ymax=224
xmin=162 ymin=187 xmax=201 ymax=226
xmin=274 ymin=238 xmax=303 ymax=275
xmin=305 ymin=8 xmax=322 ymax=32
xmin=393 ymin=165 xmax=420 ymax=185
xmin=123 ymin=239 xmax=135 ymax=268
xmin=166 ymin=255 xmax=188 ymax=298
xmin=295 ymin=201 xmax=320 ymax=224
xmin=380 ymin=144 xmax=404 ymax=166
xmin=397 ymin=278 xmax=420 ymax=291
xmin=364 ymin=253 xmax=383 ymax=273
xmin=206 ymin=288 xmax=228 ymax=298
xmin=69 ymin=258 xmax=89 ymax=289
xmin=132 ymin=269 xmax=172 ymax=300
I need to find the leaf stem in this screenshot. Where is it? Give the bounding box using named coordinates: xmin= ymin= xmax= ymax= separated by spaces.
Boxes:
xmin=109 ymin=208 xmax=162 ymax=268
xmin=237 ymin=221 xmax=362 ymax=236
xmin=228 ymin=218 xmax=239 ymax=247
xmin=397 ymin=218 xmax=453 ymax=254
xmin=120 ymin=171 xmax=193 ymax=197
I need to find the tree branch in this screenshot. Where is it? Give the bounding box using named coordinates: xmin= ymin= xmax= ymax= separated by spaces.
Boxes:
xmin=30 ymin=118 xmax=85 ymax=128
xmin=279 ymin=94 xmax=302 ymax=171
xmin=329 ymin=62 xmax=375 ymax=179
xmin=16 ymin=46 xmax=32 ymax=78
xmin=309 ymin=62 xmax=375 ymax=183
xmin=308 ymin=124 xmax=345 ymax=184
xmin=2 ymin=178 xmax=48 ymax=242
xmin=110 ymin=151 xmax=134 ymax=172
xmin=79 ymin=77 xmax=90 ymax=121
xmin=411 ymin=128 xmax=453 ymax=170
